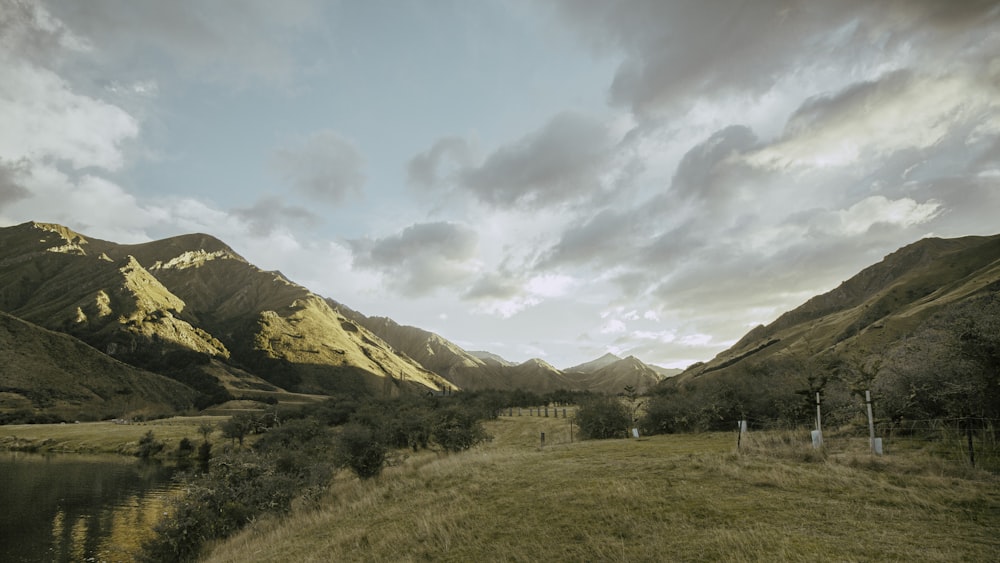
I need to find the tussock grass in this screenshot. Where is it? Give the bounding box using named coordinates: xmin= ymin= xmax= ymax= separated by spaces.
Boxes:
xmin=202 ymin=418 xmax=1000 ymax=562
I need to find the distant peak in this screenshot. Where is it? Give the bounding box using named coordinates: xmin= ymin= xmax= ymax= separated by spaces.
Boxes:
xmin=520 ymin=357 xmax=558 ymax=371
xmin=565 ymin=352 xmax=623 ymax=373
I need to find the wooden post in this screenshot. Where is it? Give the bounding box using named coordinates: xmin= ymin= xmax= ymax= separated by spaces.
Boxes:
xmin=815 ymin=392 xmax=822 ymax=436
xmin=563 ymin=408 xmax=567 ymax=418
xmin=569 ymin=419 xmax=573 ymax=443
xmin=540 ymin=432 xmax=545 ymax=447
xmin=812 ymin=392 xmax=823 ymax=449
xmin=865 ymin=391 xmax=876 ymax=454
xmin=544 ymin=406 xmax=549 ymax=417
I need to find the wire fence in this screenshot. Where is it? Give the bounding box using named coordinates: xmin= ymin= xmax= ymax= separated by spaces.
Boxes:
xmin=734 ymin=416 xmax=1000 ymax=473
xmin=874 ymin=418 xmax=1000 ymax=471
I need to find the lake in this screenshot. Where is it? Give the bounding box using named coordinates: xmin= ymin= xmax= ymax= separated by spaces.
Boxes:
xmin=0 ymin=452 xmax=180 ymax=562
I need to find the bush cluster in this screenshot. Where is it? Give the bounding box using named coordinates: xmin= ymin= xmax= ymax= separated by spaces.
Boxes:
xmin=143 ymin=391 xmax=498 ymax=561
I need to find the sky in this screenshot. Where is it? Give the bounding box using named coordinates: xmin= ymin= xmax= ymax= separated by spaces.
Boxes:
xmin=1 ymin=1 xmax=998 ymax=370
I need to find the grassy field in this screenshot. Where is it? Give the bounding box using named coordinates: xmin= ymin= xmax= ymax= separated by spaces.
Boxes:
xmin=200 ymin=415 xmax=1000 ymax=562
xmin=0 ymin=415 xmax=228 ymax=455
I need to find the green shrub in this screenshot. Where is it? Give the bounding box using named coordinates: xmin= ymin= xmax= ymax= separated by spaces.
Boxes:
xmin=334 ymin=423 xmax=386 ymax=479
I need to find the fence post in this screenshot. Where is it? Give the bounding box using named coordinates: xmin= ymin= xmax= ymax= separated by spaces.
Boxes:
xmin=545 ymin=406 xmax=549 ymax=417
xmin=540 ymin=432 xmax=545 ymax=447
xmin=865 ymin=391 xmax=875 ymax=454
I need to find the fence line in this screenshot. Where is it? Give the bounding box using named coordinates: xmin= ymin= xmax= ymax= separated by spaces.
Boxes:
xmin=497 ymin=406 xmax=576 ymax=418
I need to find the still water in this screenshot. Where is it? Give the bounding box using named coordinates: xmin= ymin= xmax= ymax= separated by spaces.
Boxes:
xmin=0 ymin=452 xmax=180 ymax=562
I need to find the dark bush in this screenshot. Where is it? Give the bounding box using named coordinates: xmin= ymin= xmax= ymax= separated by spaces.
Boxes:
xmin=142 ymin=451 xmax=302 ymax=562
xmin=137 ymin=430 xmax=164 ymax=458
xmin=430 ymin=405 xmax=489 ymax=452
xmin=176 ymin=437 xmax=195 ymax=459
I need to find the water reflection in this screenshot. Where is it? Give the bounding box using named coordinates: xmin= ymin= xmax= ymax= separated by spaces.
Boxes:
xmin=0 ymin=452 xmax=179 ymax=562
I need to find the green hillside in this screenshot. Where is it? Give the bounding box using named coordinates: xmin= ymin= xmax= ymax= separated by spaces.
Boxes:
xmin=652 ymin=234 xmax=1000 ymax=430
xmin=0 ymin=222 xmax=454 ymax=420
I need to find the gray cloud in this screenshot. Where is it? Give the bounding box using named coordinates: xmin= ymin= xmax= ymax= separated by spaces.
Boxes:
xmin=537 ymin=209 xmax=634 ymax=269
xmin=0 ymin=159 xmax=31 ymax=209
xmin=407 ymin=136 xmax=473 ymax=189
xmin=669 ymin=125 xmax=758 ymax=202
xmin=459 ymin=111 xmax=617 ymax=208
xmin=273 ymin=131 xmax=366 ymax=205
xmin=0 ymin=0 xmax=79 ymax=66
xmin=535 ymin=125 xmax=759 ymax=273
xmin=232 ymin=195 xmax=321 ymax=237
xmin=552 ymin=0 xmax=1000 ymax=117
xmin=463 ymin=271 xmax=522 ymax=301
xmin=348 ymin=222 xmax=479 ymax=297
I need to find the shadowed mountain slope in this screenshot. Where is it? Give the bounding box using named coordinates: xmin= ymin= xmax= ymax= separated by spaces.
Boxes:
xmin=0 ymin=310 xmax=197 ymax=421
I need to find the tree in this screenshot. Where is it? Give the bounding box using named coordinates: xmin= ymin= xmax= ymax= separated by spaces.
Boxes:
xmin=622 ymin=385 xmax=644 ymax=426
xmin=575 ymin=396 xmax=631 ymax=440
xmin=221 ymin=413 xmax=255 ymax=447
xmin=198 ymin=422 xmax=214 ymax=442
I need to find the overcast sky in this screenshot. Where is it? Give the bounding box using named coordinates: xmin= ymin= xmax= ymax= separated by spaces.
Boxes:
xmin=2 ymin=1 xmax=998 ymax=369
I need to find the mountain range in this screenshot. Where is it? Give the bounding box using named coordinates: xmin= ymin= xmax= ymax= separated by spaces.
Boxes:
xmin=0 ymin=222 xmax=671 ymax=419
xmin=2 ymin=221 xmax=997 ymax=422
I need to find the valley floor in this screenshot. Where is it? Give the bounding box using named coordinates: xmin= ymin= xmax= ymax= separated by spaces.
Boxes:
xmin=202 ymin=416 xmax=1000 ymax=562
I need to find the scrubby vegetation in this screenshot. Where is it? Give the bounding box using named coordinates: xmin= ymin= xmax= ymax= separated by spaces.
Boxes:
xmin=142 ymin=392 xmax=496 ymax=561
xmin=642 ymin=294 xmax=1000 ymax=434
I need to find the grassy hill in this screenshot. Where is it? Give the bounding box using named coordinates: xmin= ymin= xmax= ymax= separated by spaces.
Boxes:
xmin=680 ymin=234 xmax=1000 ymax=380
xmin=0 ymin=311 xmax=197 ymax=422
xmin=199 ymin=415 xmax=1000 ymax=562
xmin=651 ymin=234 xmax=1000 ymax=430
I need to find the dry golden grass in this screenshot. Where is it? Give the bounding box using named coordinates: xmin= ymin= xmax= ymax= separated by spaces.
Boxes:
xmin=0 ymin=416 xmax=227 ymax=455
xmin=202 ymin=417 xmax=1000 ymax=562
